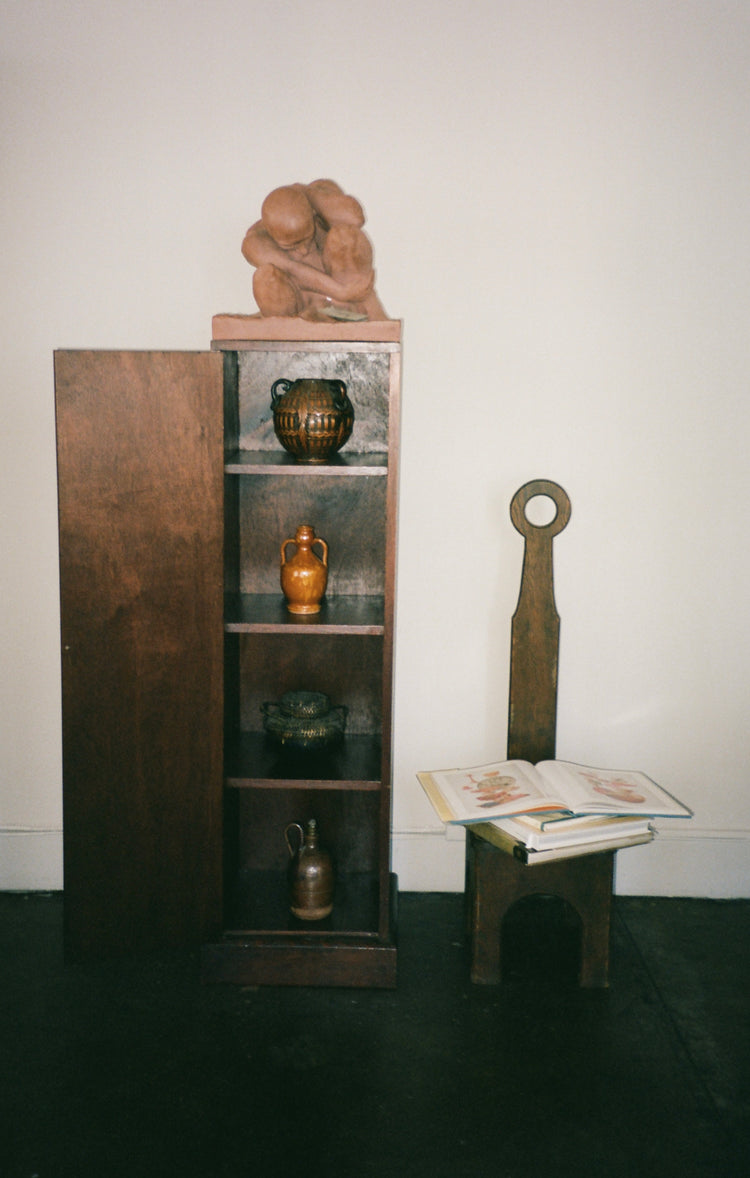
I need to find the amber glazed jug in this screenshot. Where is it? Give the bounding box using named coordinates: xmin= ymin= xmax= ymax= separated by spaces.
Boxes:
xmin=285 ymin=819 xmax=334 ymax=920
xmin=271 ymin=377 xmax=354 ymax=463
xmin=280 ymin=524 xmax=328 ymax=614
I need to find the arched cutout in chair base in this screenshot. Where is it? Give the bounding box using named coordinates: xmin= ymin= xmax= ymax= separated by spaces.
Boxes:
xmin=501 ymin=894 xmax=583 ymax=985
xmin=466 ymin=830 xmax=614 ymax=988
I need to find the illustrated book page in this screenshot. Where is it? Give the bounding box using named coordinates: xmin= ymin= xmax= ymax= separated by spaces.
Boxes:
xmin=417 ymin=759 xmax=692 ymax=824
xmin=533 ymin=761 xmax=692 ymax=818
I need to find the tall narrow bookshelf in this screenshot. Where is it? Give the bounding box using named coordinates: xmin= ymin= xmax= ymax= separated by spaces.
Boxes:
xmin=201 ymin=320 xmax=401 ymax=987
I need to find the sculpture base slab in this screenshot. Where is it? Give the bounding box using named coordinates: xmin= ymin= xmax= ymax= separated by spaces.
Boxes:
xmin=212 ymin=313 xmax=401 ymax=344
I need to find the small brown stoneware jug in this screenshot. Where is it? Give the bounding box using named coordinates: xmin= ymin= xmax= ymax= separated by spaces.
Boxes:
xmin=280 ymin=524 xmax=328 ymax=614
xmin=285 ymin=818 xmax=334 ymax=921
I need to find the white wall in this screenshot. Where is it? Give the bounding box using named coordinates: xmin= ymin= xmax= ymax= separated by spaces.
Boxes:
xmin=2 ymin=0 xmax=749 ymax=896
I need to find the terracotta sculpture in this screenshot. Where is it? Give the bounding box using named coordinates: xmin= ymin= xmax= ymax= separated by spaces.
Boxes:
xmin=242 ymin=180 xmax=387 ymax=321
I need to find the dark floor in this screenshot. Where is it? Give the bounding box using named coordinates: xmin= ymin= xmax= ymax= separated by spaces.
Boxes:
xmin=1 ymin=892 xmax=749 ymax=1178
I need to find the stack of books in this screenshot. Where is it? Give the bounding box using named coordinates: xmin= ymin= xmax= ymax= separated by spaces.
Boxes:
xmin=417 ymin=757 xmax=692 ymax=865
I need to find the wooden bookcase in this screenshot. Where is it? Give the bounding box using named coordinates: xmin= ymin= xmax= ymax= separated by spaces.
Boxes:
xmin=202 ymin=326 xmax=400 ymax=987
xmin=55 ymin=325 xmax=400 ymax=987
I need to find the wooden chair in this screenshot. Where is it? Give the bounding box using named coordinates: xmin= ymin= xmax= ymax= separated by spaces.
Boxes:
xmin=465 ymin=480 xmax=614 ymax=987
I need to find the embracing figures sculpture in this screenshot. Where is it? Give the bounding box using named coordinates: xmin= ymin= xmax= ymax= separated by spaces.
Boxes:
xmin=242 ymin=179 xmax=388 ymax=322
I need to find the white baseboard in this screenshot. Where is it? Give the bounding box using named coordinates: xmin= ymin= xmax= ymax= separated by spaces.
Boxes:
xmin=0 ymin=828 xmax=64 ymax=891
xmin=2 ymin=826 xmax=747 ymax=899
xmin=392 ymin=828 xmax=467 ymax=892
xmin=613 ymin=829 xmax=750 ymax=898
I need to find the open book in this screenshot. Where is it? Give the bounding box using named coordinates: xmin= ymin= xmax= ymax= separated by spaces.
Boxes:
xmin=417 ymin=758 xmax=692 ymax=825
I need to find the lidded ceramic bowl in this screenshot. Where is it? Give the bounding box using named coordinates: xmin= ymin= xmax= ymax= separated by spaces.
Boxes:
xmin=261 ymin=690 xmax=348 ymax=751
xmin=270 ymin=378 xmax=354 ymax=463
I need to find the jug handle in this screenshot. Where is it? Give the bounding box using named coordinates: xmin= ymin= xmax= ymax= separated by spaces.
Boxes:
xmin=280 ymin=536 xmax=328 ymax=565
xmin=271 ymin=378 xmax=292 ymax=408
xmin=331 ymin=380 xmax=348 ymax=410
xmin=285 ymin=822 xmax=305 ymax=858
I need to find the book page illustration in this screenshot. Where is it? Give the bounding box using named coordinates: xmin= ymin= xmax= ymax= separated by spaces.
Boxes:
xmin=580 ymin=769 xmax=647 ymax=805
xmin=431 ymin=761 xmax=554 ymax=821
xmin=539 ymin=761 xmax=691 ymax=815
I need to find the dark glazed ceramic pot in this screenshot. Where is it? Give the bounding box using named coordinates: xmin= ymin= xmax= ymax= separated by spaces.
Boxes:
xmin=270 ymin=377 xmax=354 ymax=463
xmin=261 ymin=690 xmax=348 ymax=752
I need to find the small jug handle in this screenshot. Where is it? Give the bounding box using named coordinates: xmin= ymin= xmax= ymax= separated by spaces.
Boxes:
xmin=331 ymin=379 xmax=348 ymax=410
xmin=271 ymin=378 xmax=292 ymax=408
xmin=313 ymin=537 xmax=329 ymax=567
xmin=285 ymin=822 xmax=305 ymax=858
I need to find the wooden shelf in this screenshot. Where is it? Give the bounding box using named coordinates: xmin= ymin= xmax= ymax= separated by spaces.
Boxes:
xmin=224 ymin=593 xmax=385 ymax=634
xmin=211 ymin=331 xmax=400 ymax=986
xmin=224 ymin=732 xmax=382 ymax=789
xmin=225 ymin=450 xmax=387 ymax=476
xmin=201 ymin=875 xmax=398 ymax=988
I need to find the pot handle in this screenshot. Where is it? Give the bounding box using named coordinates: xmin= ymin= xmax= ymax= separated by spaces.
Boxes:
xmin=330 ymin=379 xmax=348 ymax=411
xmin=271 ymin=378 xmax=292 ymax=408
xmin=285 ymin=822 xmax=305 ymax=859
